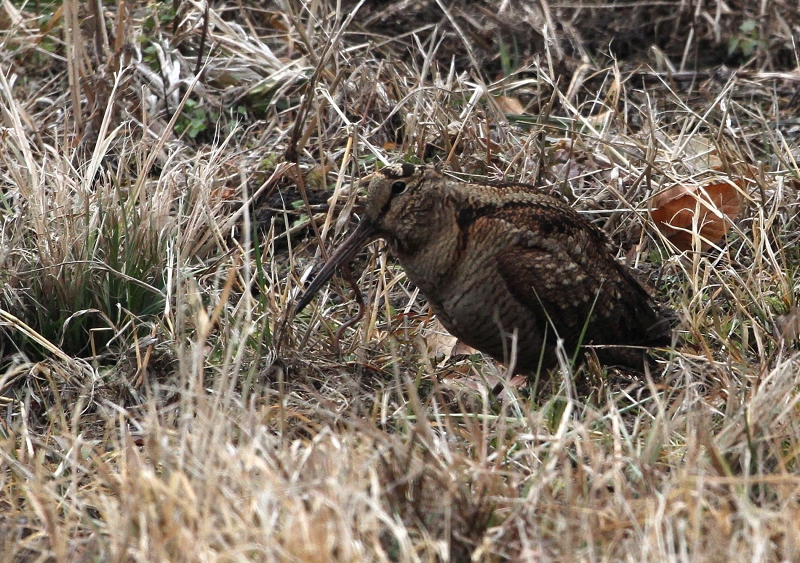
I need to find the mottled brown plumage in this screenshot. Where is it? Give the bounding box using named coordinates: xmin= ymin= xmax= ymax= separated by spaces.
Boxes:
xmin=295 ymin=164 xmax=672 ymax=374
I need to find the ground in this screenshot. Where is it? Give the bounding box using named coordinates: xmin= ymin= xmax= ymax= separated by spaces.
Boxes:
xmin=1 ymin=0 xmax=800 ymax=561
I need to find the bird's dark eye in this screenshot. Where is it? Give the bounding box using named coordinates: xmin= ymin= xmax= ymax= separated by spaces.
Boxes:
xmin=391 ymin=181 xmax=407 ymax=195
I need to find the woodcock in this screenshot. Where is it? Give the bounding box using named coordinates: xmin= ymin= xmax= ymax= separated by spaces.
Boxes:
xmin=294 ymin=163 xmax=672 ymax=374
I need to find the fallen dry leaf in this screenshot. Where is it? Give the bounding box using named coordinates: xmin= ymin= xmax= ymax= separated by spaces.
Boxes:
xmin=650 ymin=178 xmax=745 ymax=251
xmin=777 ymin=307 xmax=800 ymax=343
xmin=423 ymin=319 xmax=477 ymax=362
xmin=441 ymin=371 xmax=528 ymax=399
xmin=496 ymin=95 xmax=525 ymax=114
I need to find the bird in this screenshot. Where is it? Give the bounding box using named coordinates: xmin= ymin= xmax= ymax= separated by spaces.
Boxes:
xmin=294 ymin=163 xmax=673 ymax=375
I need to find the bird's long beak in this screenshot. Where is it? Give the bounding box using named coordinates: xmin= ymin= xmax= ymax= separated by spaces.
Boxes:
xmin=294 ymin=220 xmax=380 ymax=315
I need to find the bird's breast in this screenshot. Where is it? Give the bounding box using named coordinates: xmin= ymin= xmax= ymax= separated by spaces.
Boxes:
xmin=394 ymin=223 xmax=545 ymax=368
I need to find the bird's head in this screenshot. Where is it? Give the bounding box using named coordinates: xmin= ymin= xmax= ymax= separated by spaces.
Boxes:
xmin=294 ymin=163 xmax=444 ymax=314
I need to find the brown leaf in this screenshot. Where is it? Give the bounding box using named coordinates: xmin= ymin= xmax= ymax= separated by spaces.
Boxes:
xmin=496 ymin=96 xmax=525 ymax=114
xmin=777 ymin=307 xmax=800 ymax=344
xmin=424 ymin=319 xmax=477 ymax=362
xmin=650 ymin=178 xmax=745 ymax=251
xmin=266 ymin=12 xmax=289 ymax=32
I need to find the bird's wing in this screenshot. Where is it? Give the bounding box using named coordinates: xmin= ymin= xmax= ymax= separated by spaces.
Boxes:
xmin=466 ymin=199 xmax=670 ymax=348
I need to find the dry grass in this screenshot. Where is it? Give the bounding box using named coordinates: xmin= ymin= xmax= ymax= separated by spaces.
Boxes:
xmin=1 ymin=0 xmax=800 ymax=561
